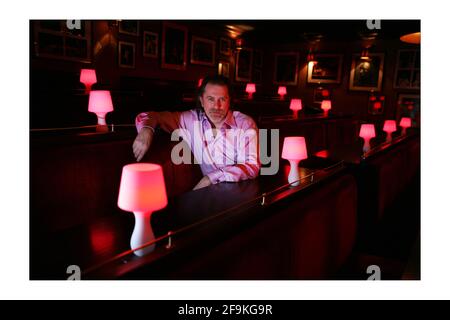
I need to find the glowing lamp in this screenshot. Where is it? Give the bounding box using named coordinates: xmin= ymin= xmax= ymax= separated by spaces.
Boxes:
xmin=383 ymin=120 xmax=397 ymax=142
xmin=281 ymin=137 xmax=308 ymax=186
xmin=399 ymin=117 xmax=412 ymax=135
xmin=88 ymin=90 xmax=114 ymax=126
xmin=80 ymin=69 xmax=97 ymax=94
xmin=359 ymin=124 xmax=376 ymax=153
xmin=118 ymin=163 xmax=168 ymax=256
xmin=198 ymin=78 xmax=203 ymax=88
xmin=278 ymin=86 xmax=287 ymax=100
xmin=289 ymin=99 xmax=302 ymax=119
xmin=321 ymin=100 xmax=332 ymax=116
xmin=246 ymin=83 xmax=256 ymax=99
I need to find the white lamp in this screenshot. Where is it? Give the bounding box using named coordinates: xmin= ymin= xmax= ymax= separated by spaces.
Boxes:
xmin=118 ymin=163 xmax=168 ymax=256
xmin=281 ymin=137 xmax=308 ymax=186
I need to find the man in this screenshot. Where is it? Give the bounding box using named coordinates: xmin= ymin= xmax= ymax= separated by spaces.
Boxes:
xmin=133 ymin=75 xmax=260 ymax=190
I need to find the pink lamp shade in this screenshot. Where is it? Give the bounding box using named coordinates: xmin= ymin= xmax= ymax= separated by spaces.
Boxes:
xmin=321 ymin=100 xmax=332 ymax=111
xmin=88 ymin=90 xmax=114 ymax=113
xmin=278 ymin=86 xmax=287 ymax=96
xmin=400 ymin=117 xmax=412 ymax=128
xmin=118 ymin=163 xmax=167 ymax=256
xmin=359 ymin=124 xmax=376 ymax=139
xmin=198 ymin=78 xmax=203 ymax=87
xmin=118 ymin=163 xmax=168 ymax=213
xmin=246 ymin=83 xmax=256 ymax=94
xmin=383 ymin=120 xmax=397 ymax=133
xmin=289 ymin=99 xmax=303 ymax=111
xmin=282 ymin=137 xmax=308 ymax=161
xmin=80 ymin=69 xmax=97 ymax=93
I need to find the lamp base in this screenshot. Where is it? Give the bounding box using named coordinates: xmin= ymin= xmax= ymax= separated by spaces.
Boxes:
xmin=386 ymin=132 xmax=393 ymax=143
xmin=96 ymin=113 xmax=107 ymax=126
xmin=131 ymin=211 xmax=156 ymax=256
xmin=288 ymin=160 xmax=300 ymax=186
xmin=363 ymin=139 xmax=371 ymax=153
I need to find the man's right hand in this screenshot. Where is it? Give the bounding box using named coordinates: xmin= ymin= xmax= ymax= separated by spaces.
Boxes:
xmin=133 ymin=128 xmax=154 ymax=162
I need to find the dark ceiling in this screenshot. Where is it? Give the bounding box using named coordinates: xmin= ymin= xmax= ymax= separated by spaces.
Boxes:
xmin=187 ymin=19 xmax=420 ymax=44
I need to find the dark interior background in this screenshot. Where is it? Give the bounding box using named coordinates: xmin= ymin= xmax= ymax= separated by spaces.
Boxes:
xmin=30 ymin=19 xmax=420 ymax=129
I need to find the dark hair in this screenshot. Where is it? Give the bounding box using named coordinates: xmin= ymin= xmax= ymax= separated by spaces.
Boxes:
xmin=196 ymin=74 xmax=233 ymax=108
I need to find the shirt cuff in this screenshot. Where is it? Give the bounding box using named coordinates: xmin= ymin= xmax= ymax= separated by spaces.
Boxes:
xmin=206 ymin=169 xmax=224 ymax=184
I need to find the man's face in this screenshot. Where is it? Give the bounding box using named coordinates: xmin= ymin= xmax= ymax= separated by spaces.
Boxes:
xmin=200 ymin=83 xmax=230 ymax=127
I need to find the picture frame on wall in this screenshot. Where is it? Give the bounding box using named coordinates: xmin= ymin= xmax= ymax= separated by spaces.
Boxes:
xmin=33 ymin=20 xmax=92 ymax=63
xmin=397 ymin=94 xmax=420 ymax=127
xmin=190 ymin=36 xmax=216 ymax=66
xmin=235 ymin=48 xmax=253 ymax=82
xmin=118 ymin=41 xmax=135 ymax=68
xmin=349 ymin=53 xmax=384 ymax=91
xmin=307 ymin=54 xmax=343 ymax=84
xmin=394 ymin=50 xmax=420 ymax=89
xmin=254 ymin=50 xmax=263 ymax=68
xmin=143 ymin=31 xmax=158 ymax=58
xmin=162 ymin=22 xmax=188 ymax=70
xmin=274 ymin=52 xmax=299 ymax=85
xmin=119 ymin=20 xmax=139 ymax=36
xmin=218 ymin=61 xmax=230 ymax=78
xmin=253 ymin=69 xmax=262 ymax=84
xmin=219 ymin=37 xmax=231 ymax=56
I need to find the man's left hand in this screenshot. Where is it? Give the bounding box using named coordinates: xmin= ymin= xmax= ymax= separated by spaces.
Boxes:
xmin=193 ymin=176 xmax=212 ymax=190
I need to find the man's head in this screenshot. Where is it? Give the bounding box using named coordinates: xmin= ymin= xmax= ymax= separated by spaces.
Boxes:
xmin=198 ymin=75 xmax=232 ymax=127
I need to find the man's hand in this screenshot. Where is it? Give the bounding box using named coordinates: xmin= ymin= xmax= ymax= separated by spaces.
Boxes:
xmin=133 ymin=128 xmax=153 ymax=162
xmin=193 ymin=176 xmax=212 ymax=190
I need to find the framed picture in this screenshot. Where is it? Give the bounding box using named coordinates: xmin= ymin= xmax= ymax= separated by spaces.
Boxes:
xmin=313 ymin=87 xmax=332 ymax=104
xmin=254 ymin=50 xmax=263 ymax=68
xmin=33 ymin=20 xmax=92 ymax=62
xmin=118 ymin=41 xmax=135 ymax=68
xmin=368 ymin=94 xmax=385 ymax=115
xmin=119 ymin=20 xmax=139 ymax=36
xmin=218 ymin=61 xmax=230 ymax=78
xmin=235 ymin=48 xmax=253 ymax=82
xmin=190 ymin=36 xmax=216 ymax=66
xmin=253 ymin=69 xmax=262 ymax=84
xmin=394 ymin=50 xmax=420 ymax=89
xmin=349 ymin=53 xmax=384 ymax=91
xmin=162 ymin=22 xmax=188 ymax=70
xmin=219 ymin=37 xmax=231 ymax=56
xmin=397 ymin=94 xmax=420 ymax=127
xmin=143 ymin=31 xmax=158 ymax=58
xmin=307 ymin=54 xmax=343 ymax=84
xmin=274 ymin=52 xmax=299 ymax=85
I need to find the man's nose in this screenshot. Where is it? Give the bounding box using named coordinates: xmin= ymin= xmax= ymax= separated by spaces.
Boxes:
xmin=214 ymin=99 xmax=222 ymax=108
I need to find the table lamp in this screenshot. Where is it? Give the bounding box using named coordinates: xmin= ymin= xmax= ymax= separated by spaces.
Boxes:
xmin=281 ymin=137 xmax=308 ymax=186
xmin=321 ymin=100 xmax=332 ymax=117
xmin=290 ymin=99 xmax=302 ymax=119
xmin=399 ymin=117 xmax=412 ymax=135
xmin=359 ymin=124 xmax=376 ymax=153
xmin=278 ymin=86 xmax=287 ymax=100
xmin=118 ymin=163 xmax=168 ymax=256
xmin=88 ymin=90 xmax=114 ymax=126
xmin=383 ymin=120 xmax=397 ymax=142
xmin=246 ymin=83 xmax=256 ymax=99
xmin=80 ymin=69 xmax=97 ymax=94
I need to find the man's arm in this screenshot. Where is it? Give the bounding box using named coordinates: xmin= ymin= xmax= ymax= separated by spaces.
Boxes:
xmin=133 ymin=111 xmax=182 ymax=162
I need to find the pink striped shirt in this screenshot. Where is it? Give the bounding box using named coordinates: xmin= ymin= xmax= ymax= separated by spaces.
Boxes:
xmin=136 ymin=109 xmax=260 ymax=184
